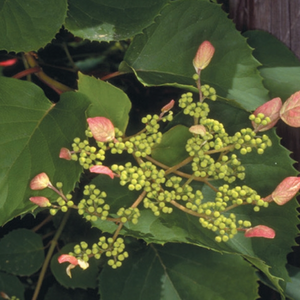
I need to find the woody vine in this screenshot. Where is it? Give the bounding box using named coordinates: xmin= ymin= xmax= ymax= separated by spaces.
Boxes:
xmin=29 ymin=41 xmax=300 ymax=277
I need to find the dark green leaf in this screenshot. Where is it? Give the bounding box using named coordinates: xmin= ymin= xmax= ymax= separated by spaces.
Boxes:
xmin=45 ymin=283 xmax=98 ymax=300
xmin=152 ymin=125 xmax=192 ymax=166
xmin=0 ymin=229 xmax=44 ymax=276
xmin=0 ymin=77 xmax=89 ymax=225
xmin=122 ymin=0 xmax=268 ymax=110
xmin=51 ymin=244 xmax=98 ymax=289
xmin=244 ymin=30 xmax=300 ymax=100
xmin=0 ymin=0 xmax=67 ymax=52
xmin=0 ymin=271 xmax=25 ymax=300
xmin=77 ymin=73 xmax=131 ymax=133
xmin=65 ymin=0 xmax=169 ymax=42
xmin=99 ymin=243 xmax=258 ymax=300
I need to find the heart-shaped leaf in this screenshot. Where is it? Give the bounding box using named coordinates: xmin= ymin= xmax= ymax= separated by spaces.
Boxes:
xmin=0 ymin=77 xmax=89 ymax=225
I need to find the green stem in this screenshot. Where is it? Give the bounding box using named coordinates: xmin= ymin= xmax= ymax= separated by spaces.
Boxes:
xmin=31 ymin=211 xmax=70 ymax=300
xmin=170 ymin=200 xmax=208 ymax=219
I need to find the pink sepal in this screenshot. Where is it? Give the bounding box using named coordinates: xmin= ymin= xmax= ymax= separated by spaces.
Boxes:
xmin=58 ymin=254 xmax=78 ymax=266
xmin=244 ymin=225 xmax=275 ymax=239
xmin=252 ymin=97 xmax=282 ymax=132
xmin=193 ymin=41 xmax=215 ymax=73
xmin=90 ymin=165 xmax=115 ymax=179
xmin=280 ymin=91 xmax=300 ymax=127
xmin=271 ymin=176 xmax=300 ymax=205
xmin=30 ymin=173 xmax=51 ymax=190
xmin=59 ymin=147 xmax=72 ymax=160
xmin=29 ymin=196 xmax=51 ymax=207
xmin=87 ymin=117 xmax=115 ymax=142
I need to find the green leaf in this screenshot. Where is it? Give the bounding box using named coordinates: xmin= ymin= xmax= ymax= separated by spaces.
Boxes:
xmin=45 ymin=283 xmax=98 ymax=300
xmin=0 ymin=229 xmax=44 ymax=276
xmin=0 ymin=0 xmax=67 ymax=52
xmin=99 ymin=243 xmax=258 ymax=300
xmin=244 ymin=30 xmax=300 ymax=100
xmin=50 ymin=244 xmax=98 ymax=289
xmin=65 ymin=0 xmax=169 ymax=42
xmin=77 ymin=73 xmax=131 ymax=133
xmin=0 ymin=77 xmax=89 ymax=225
xmin=121 ymin=0 xmax=268 ymax=110
xmin=152 ymin=125 xmax=192 ymax=166
xmin=0 ymin=271 xmax=25 ymax=300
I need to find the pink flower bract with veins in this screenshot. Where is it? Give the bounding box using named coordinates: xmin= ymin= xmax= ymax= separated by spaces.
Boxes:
xmin=271 ymin=176 xmax=300 ymax=205
xmin=59 ymin=147 xmax=72 ymax=160
xmin=90 ymin=165 xmax=115 ymax=179
xmin=244 ymin=225 xmax=275 ymax=239
xmin=193 ymin=41 xmax=215 ymax=73
xmin=252 ymin=97 xmax=282 ymax=132
xmin=280 ymin=91 xmax=300 ymax=127
xmin=87 ymin=117 xmax=115 ymax=142
xmin=30 ymin=172 xmax=51 ymax=190
xmin=29 ymin=196 xmax=51 ymax=207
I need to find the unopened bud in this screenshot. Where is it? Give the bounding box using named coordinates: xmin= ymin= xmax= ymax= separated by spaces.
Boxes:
xmin=29 ymin=196 xmax=51 ymax=207
xmin=30 ymin=172 xmax=52 ymax=190
xmin=59 ymin=147 xmax=72 ymax=160
xmin=193 ymin=41 xmax=215 ymax=73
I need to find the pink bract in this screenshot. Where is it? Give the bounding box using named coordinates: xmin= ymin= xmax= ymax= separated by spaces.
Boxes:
xmin=244 ymin=225 xmax=275 ymax=239
xmin=271 ymin=176 xmax=300 ymax=205
xmin=252 ymin=97 xmax=282 ymax=132
xmin=59 ymin=147 xmax=72 ymax=160
xmin=58 ymin=254 xmax=78 ymax=266
xmin=29 ymin=196 xmax=51 ymax=207
xmin=87 ymin=117 xmax=115 ymax=142
xmin=90 ymin=165 xmax=115 ymax=179
xmin=280 ymin=91 xmax=300 ymax=127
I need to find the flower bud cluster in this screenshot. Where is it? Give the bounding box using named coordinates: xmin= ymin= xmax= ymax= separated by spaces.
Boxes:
xmin=116 ymin=207 xmax=140 ymax=224
xmin=200 ymin=84 xmax=217 ymax=101
xmin=178 ymin=92 xmax=210 ymax=119
xmin=70 ymin=137 xmax=106 ymax=169
xmin=231 ymin=128 xmax=272 ymax=155
xmin=77 ymin=184 xmax=110 ymax=222
xmin=92 ymin=236 xmax=128 ymax=269
xmin=111 ymin=162 xmax=166 ymax=192
xmin=70 ymin=237 xmax=128 ymax=269
xmin=215 ymin=184 xmax=268 ymax=212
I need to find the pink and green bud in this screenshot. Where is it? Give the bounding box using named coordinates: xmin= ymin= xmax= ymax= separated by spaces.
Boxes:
xmin=59 ymin=147 xmax=72 ymax=160
xmin=29 ymin=196 xmax=51 ymax=207
xmin=271 ymin=176 xmax=300 ymax=205
xmin=280 ymin=91 xmax=300 ymax=127
xmin=90 ymin=165 xmax=115 ymax=179
xmin=252 ymin=97 xmax=282 ymax=132
xmin=189 ymin=125 xmax=207 ymax=137
xmin=193 ymin=41 xmax=215 ymax=73
xmin=160 ymin=99 xmax=175 ymax=118
xmin=30 ymin=172 xmax=52 ymax=190
xmin=244 ymin=225 xmax=275 ymax=239
xmin=87 ymin=117 xmax=115 ymax=142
